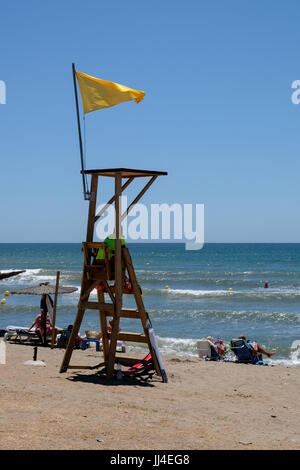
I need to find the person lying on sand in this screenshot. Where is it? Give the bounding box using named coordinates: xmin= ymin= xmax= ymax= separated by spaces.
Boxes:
xmin=238 ymin=335 xmax=275 ymax=360
xmin=207 ymin=336 xmax=227 ymax=357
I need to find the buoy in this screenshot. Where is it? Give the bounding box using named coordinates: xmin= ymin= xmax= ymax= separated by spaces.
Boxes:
xmin=229 ymin=288 xmax=232 ymax=292
xmin=4 ymin=291 xmax=9 ymax=297
xmin=165 ymin=285 xmax=169 ymax=289
xmin=1 ymin=299 xmax=6 ymax=305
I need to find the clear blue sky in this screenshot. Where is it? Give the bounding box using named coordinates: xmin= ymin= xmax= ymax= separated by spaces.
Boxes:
xmin=1 ymin=1 xmax=299 ymax=242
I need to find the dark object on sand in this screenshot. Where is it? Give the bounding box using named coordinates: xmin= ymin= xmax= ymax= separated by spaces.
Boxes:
xmin=33 ymin=346 xmax=38 ymax=361
xmin=0 ymin=270 xmax=25 ymax=281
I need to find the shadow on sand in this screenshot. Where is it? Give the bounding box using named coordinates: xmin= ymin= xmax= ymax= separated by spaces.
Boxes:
xmin=66 ymin=368 xmax=158 ymax=388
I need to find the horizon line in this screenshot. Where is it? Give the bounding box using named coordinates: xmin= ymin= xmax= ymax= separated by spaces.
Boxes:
xmin=0 ymin=241 xmax=299 ymax=245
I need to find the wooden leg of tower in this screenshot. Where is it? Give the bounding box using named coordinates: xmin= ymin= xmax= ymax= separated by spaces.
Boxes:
xmin=98 ymin=289 xmax=109 ymax=362
xmin=59 ymin=277 xmax=99 ymax=373
xmin=107 ymin=173 xmax=123 ymax=379
xmin=122 ymin=247 xmax=161 ymax=377
xmin=86 ymin=175 xmax=98 ymax=242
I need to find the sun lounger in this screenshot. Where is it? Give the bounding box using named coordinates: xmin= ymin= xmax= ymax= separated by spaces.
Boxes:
xmin=124 ymin=353 xmax=152 ymax=375
xmin=5 ymin=326 xmax=37 ymax=343
xmin=230 ymin=338 xmax=260 ymax=364
xmin=196 ymin=339 xmax=220 ymax=360
xmin=5 ymin=325 xmax=52 ymax=344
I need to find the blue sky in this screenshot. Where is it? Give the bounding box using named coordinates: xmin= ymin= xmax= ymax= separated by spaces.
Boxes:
xmin=0 ymin=1 xmax=299 ymax=242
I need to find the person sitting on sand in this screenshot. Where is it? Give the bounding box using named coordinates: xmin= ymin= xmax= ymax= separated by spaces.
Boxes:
xmin=81 ymin=318 xmax=121 ymax=343
xmin=28 ymin=309 xmax=52 ymax=345
xmin=207 ymin=336 xmax=227 ymax=357
xmin=238 ymin=335 xmax=275 ymax=360
xmin=214 ymin=337 xmax=227 ymax=357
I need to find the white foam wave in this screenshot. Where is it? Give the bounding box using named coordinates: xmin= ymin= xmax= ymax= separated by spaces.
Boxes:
xmin=164 ymin=288 xmax=229 ymax=297
xmin=0 ymin=268 xmax=81 ymax=288
xmin=155 ymin=336 xmax=198 ymax=356
xmin=143 ymin=287 xmax=300 ymax=299
xmin=112 ymin=334 xmax=198 ymax=357
xmin=269 ymin=358 xmax=300 ymax=367
xmin=1 ymin=269 xmax=44 ymax=285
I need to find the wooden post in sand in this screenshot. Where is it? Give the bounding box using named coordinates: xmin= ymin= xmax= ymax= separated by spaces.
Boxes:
xmin=59 ymin=168 xmax=168 ymax=382
xmin=51 ymin=271 xmax=60 ymax=349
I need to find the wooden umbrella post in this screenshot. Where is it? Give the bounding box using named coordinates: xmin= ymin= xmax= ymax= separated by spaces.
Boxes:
xmin=51 ymin=271 xmax=60 ymax=349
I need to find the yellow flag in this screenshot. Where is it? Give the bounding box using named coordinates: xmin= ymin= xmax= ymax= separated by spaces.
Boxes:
xmin=75 ymin=70 xmax=145 ymax=114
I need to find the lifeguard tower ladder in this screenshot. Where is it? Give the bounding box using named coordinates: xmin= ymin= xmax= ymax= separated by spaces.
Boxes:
xmin=59 ymin=168 xmax=168 ymax=381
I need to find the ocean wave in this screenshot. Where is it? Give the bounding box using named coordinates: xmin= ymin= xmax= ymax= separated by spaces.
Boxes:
xmin=136 ymin=269 xmax=300 ymax=278
xmin=158 ymin=288 xmax=231 ymax=297
xmin=188 ymin=309 xmax=300 ymax=323
xmin=269 ymin=358 xmax=300 ymax=367
xmin=0 ymin=268 xmax=56 ymax=285
xmin=0 ymin=268 xmax=82 ymax=290
xmin=123 ymin=335 xmax=199 ymax=357
xmin=155 ymin=335 xmax=198 ymax=356
xmin=142 ymin=287 xmax=300 ymax=301
xmin=147 ymin=307 xmax=300 ymax=324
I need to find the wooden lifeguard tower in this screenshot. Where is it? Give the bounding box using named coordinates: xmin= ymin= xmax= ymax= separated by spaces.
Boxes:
xmin=59 ymin=168 xmax=168 ymax=381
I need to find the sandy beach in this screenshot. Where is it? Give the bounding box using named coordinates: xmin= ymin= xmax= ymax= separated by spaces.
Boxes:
xmin=0 ymin=342 xmax=299 ymax=450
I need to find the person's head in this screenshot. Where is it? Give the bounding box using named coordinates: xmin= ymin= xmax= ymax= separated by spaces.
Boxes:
xmin=239 ymin=335 xmax=246 ymax=340
xmin=206 ymin=336 xmax=214 ymax=343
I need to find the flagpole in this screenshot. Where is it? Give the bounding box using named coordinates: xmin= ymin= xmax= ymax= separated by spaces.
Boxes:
xmin=72 ymin=62 xmax=89 ymax=200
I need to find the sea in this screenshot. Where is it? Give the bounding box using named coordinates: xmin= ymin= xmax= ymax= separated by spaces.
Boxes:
xmin=0 ymin=243 xmax=300 ymax=366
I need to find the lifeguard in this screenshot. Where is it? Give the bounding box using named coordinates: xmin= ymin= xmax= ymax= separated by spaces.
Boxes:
xmin=95 ymin=233 xmax=125 ymax=265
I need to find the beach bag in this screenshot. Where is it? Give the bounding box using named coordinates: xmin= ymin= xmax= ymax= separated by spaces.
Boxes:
xmin=56 ymin=326 xmax=73 ymax=348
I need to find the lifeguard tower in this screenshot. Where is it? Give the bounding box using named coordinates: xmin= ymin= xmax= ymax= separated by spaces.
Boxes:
xmin=59 ymin=168 xmax=168 ymax=381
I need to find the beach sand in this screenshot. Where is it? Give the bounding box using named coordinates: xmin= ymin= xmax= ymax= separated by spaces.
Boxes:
xmin=0 ymin=342 xmax=299 ymax=450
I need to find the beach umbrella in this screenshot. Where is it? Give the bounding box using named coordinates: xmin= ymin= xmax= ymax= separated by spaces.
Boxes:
xmin=0 ymin=270 xmax=25 ymax=281
xmin=11 ymin=275 xmax=78 ymax=346
xmin=11 ymin=284 xmax=77 ymax=296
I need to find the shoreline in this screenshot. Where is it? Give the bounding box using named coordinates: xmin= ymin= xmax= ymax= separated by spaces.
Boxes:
xmin=1 ymin=342 xmax=300 ymax=450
